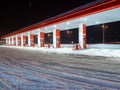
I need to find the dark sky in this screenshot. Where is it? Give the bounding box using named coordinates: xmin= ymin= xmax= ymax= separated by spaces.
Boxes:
xmin=0 ymin=0 xmax=95 ymax=37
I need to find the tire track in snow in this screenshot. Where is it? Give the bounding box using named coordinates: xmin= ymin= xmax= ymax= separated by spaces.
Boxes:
xmin=2 ymin=54 xmax=120 ymax=89
xmin=1 ymin=47 xmax=120 ymax=90
xmin=18 ymin=62 xmax=120 ymax=89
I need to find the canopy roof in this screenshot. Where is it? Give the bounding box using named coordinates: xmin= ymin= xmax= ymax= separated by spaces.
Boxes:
xmin=2 ymin=0 xmax=120 ymax=38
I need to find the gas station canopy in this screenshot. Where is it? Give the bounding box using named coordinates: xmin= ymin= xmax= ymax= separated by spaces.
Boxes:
xmin=1 ymin=0 xmax=120 ymax=38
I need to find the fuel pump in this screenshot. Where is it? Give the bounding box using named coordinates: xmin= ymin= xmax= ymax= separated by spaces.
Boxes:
xmin=30 ymin=40 xmax=34 ymax=46
xmin=83 ymin=24 xmax=87 ymax=49
xmin=30 ymin=34 xmax=35 ymax=47
xmin=23 ymin=40 xmax=26 ymax=46
xmin=56 ymin=29 xmax=60 ymax=48
xmin=56 ymin=37 xmax=60 ymax=48
xmin=23 ymin=36 xmax=26 ymax=46
xmin=18 ymin=41 xmax=20 ymax=46
xmin=40 ymin=32 xmax=45 ymax=47
xmin=40 ymin=38 xmax=44 ymax=47
xmin=18 ymin=37 xmax=21 ymax=46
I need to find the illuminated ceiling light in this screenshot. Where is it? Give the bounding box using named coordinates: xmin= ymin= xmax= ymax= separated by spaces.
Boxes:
xmin=45 ymin=27 xmax=47 ymax=30
xmin=53 ymin=25 xmax=57 ymax=28
xmin=84 ymin=18 xmax=87 ymax=21
xmin=96 ymin=21 xmax=99 ymax=24
xmin=67 ymin=22 xmax=70 ymax=25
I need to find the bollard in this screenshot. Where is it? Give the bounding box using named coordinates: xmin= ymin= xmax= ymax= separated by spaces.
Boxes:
xmin=73 ymin=44 xmax=81 ymax=50
xmin=48 ymin=44 xmax=50 ymax=48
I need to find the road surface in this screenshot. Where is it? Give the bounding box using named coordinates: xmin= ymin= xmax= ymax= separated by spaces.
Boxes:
xmin=0 ymin=46 xmax=120 ymax=90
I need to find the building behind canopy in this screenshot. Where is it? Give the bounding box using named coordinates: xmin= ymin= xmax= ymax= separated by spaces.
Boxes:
xmin=1 ymin=0 xmax=120 ymax=49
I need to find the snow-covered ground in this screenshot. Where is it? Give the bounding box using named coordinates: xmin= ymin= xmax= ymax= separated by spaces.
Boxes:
xmin=0 ymin=45 xmax=120 ymax=90
xmin=2 ymin=44 xmax=120 ymax=58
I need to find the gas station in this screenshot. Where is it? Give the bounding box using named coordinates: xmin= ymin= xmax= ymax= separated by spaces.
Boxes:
xmin=2 ymin=0 xmax=120 ymax=50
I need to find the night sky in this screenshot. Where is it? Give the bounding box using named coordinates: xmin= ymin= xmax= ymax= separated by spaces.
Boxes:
xmin=0 ymin=0 xmax=95 ymax=37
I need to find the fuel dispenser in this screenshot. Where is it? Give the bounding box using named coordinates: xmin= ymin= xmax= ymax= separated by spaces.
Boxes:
xmin=40 ymin=38 xmax=44 ymax=47
xmin=56 ymin=29 xmax=60 ymax=48
xmin=40 ymin=32 xmax=45 ymax=47
xmin=23 ymin=36 xmax=27 ymax=46
xmin=30 ymin=34 xmax=35 ymax=47
xmin=18 ymin=37 xmax=21 ymax=46
xmin=83 ymin=24 xmax=87 ymax=49
xmin=56 ymin=37 xmax=60 ymax=48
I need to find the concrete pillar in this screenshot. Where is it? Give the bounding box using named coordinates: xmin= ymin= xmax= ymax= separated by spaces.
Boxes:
xmin=40 ymin=32 xmax=45 ymax=47
xmin=23 ymin=36 xmax=27 ymax=46
xmin=28 ymin=34 xmax=31 ymax=47
xmin=12 ymin=37 xmax=14 ymax=45
xmin=13 ymin=37 xmax=16 ymax=46
xmin=7 ymin=38 xmax=9 ymax=45
xmin=18 ymin=37 xmax=21 ymax=46
xmin=78 ymin=24 xmax=87 ymax=49
xmin=38 ymin=32 xmax=40 ymax=47
xmin=21 ymin=35 xmax=23 ymax=46
xmin=6 ymin=38 xmax=8 ymax=45
xmin=8 ymin=37 xmax=10 ymax=45
xmin=30 ymin=34 xmax=34 ymax=47
xmin=10 ymin=38 xmax=11 ymax=45
xmin=8 ymin=38 xmax=10 ymax=45
xmin=53 ymin=29 xmax=60 ymax=48
xmin=38 ymin=32 xmax=45 ymax=47
xmin=28 ymin=34 xmax=35 ymax=47
xmin=10 ymin=38 xmax=12 ymax=45
xmin=53 ymin=29 xmax=56 ymax=48
xmin=16 ymin=36 xmax=18 ymax=46
xmin=5 ymin=38 xmax=7 ymax=44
